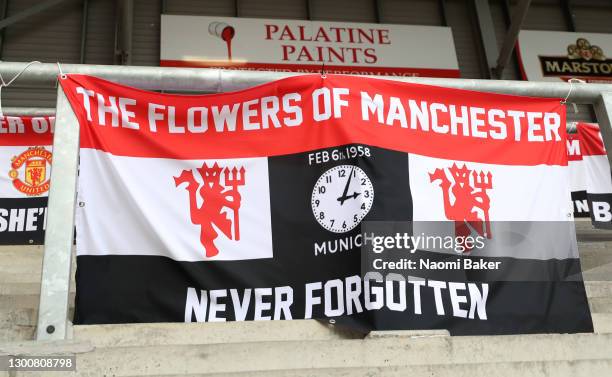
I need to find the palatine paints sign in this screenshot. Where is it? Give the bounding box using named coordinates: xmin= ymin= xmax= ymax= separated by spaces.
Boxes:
xmin=160 ymin=15 xmax=460 ymax=77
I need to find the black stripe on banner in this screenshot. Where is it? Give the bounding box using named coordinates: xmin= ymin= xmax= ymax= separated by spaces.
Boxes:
xmin=73 ymin=254 xmax=593 ymax=335
xmin=0 ymin=197 xmax=47 ymax=245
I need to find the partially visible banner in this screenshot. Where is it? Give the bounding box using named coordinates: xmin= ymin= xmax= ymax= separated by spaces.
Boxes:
xmin=517 ymin=30 xmax=612 ymax=82
xmin=567 ymin=132 xmax=589 ymax=217
xmin=62 ymin=74 xmax=592 ymax=335
xmin=577 ymin=123 xmax=612 ymax=228
xmin=160 ymin=15 xmax=460 ymax=78
xmin=0 ymin=115 xmax=54 ymax=244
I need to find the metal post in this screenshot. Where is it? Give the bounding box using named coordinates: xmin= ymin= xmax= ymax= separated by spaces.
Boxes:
xmin=35 ymin=85 xmax=80 ymax=341
xmin=0 ymin=0 xmax=70 ymax=31
xmin=0 ymin=0 xmax=9 ymax=58
xmin=373 ymin=0 xmax=381 ymax=23
xmin=79 ymin=0 xmax=89 ymax=64
xmin=594 ymin=93 xmax=612 ymax=167
xmin=115 ymin=0 xmax=133 ymax=65
xmin=500 ymin=0 xmax=522 ymax=79
xmin=561 ymin=0 xmax=576 ymax=32
xmin=121 ymin=0 xmax=133 ymax=65
xmin=473 ymin=0 xmax=499 ymax=79
xmin=438 ymin=0 xmax=448 ymax=27
xmin=494 ymin=0 xmax=531 ymax=79
xmin=2 ymin=107 xmax=55 ymax=116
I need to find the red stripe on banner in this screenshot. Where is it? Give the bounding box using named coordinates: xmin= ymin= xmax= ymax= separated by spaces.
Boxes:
xmin=60 ymin=74 xmax=567 ymax=166
xmin=577 ymin=122 xmax=607 ymax=156
xmin=0 ymin=116 xmax=54 ymax=146
xmin=159 ymin=60 xmax=462 ymax=78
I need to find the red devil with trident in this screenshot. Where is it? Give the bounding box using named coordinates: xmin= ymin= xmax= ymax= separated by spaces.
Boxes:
xmin=174 ymin=162 xmax=245 ymax=257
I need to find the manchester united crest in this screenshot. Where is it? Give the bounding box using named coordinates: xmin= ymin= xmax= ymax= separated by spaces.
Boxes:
xmin=429 ymin=163 xmax=492 ymax=252
xmin=174 ymin=162 xmax=246 ymax=258
xmin=9 ymin=147 xmax=52 ymax=196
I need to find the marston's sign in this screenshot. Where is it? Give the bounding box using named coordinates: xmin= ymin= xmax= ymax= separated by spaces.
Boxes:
xmin=160 ymin=15 xmax=460 ymax=77
xmin=517 ymin=30 xmax=612 ymax=83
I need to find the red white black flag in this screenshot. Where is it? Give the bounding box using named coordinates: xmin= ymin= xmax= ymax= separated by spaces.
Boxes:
xmin=566 ymin=123 xmax=612 ymax=226
xmin=0 ymin=116 xmax=54 ymax=244
xmin=61 ymin=74 xmax=592 ymax=335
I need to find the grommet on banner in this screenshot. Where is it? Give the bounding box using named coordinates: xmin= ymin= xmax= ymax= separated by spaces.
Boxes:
xmin=561 ymin=78 xmax=585 ymax=114
xmin=0 ymin=60 xmax=41 ymax=118
xmin=56 ymin=62 xmax=67 ymax=80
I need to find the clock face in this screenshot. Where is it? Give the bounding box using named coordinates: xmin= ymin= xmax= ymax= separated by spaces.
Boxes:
xmin=311 ymin=165 xmax=374 ymax=233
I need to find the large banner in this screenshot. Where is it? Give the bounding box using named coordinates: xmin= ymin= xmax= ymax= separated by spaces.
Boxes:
xmin=576 ymin=123 xmax=612 ymax=228
xmin=160 ymin=15 xmax=460 ymax=78
xmin=517 ymin=30 xmax=612 ymax=82
xmin=61 ymin=74 xmax=592 ymax=335
xmin=0 ymin=116 xmax=54 ymax=244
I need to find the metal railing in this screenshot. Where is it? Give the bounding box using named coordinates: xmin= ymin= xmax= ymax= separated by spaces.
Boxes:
xmin=1 ymin=61 xmax=612 ymax=341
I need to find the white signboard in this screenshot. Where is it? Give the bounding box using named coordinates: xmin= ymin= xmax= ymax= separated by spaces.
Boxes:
xmin=161 ymin=15 xmax=459 ymax=78
xmin=517 ymin=30 xmax=612 ymax=83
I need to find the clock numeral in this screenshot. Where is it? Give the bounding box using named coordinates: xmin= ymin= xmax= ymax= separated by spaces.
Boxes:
xmin=361 ymin=178 xmax=367 ymax=185
xmin=325 ymin=175 xmax=332 ymax=183
xmin=318 ymin=186 xmax=326 ymax=194
xmin=364 ymin=190 xmax=370 ymax=198
xmin=338 ymin=169 xmax=346 ymax=178
xmin=361 ymin=203 xmax=366 ymax=210
xmin=354 ymin=214 xmax=358 ymax=223
xmin=330 ymin=219 xmax=335 ymax=227
xmin=319 ymin=212 xmax=325 ymax=220
xmin=314 ymin=199 xmax=320 ymax=207
xmin=342 ymin=221 xmax=347 ymax=229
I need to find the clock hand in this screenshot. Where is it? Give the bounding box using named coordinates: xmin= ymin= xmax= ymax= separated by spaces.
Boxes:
xmin=337 ymin=167 xmax=355 ymax=205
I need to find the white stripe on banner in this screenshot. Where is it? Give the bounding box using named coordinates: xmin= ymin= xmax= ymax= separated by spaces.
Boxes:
xmin=409 ymin=154 xmax=572 ymax=221
xmin=408 ymin=154 xmax=577 ymax=260
xmin=569 ymin=159 xmax=586 ymax=193
xmin=76 ymin=149 xmax=273 ymax=262
xmin=583 ymin=155 xmax=612 ymax=194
